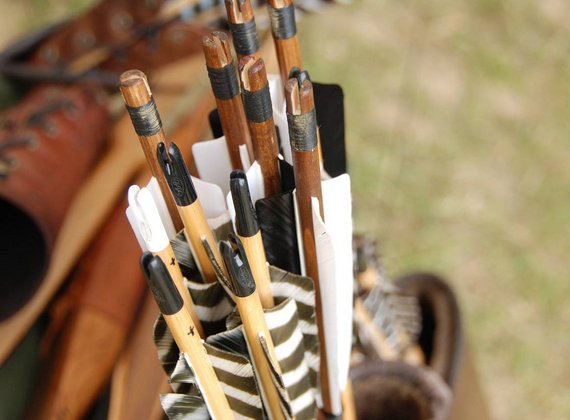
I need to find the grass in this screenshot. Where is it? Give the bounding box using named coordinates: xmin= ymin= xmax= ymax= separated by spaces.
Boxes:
xmin=300 ymin=1 xmax=570 ymax=419
xmin=0 ymin=0 xmax=568 ymax=418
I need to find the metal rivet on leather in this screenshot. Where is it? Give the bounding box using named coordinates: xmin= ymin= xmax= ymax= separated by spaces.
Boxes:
xmin=40 ymin=46 xmax=60 ymax=64
xmin=145 ymin=0 xmax=160 ymax=12
xmin=111 ymin=12 xmax=134 ymax=33
xmin=0 ymin=118 xmax=15 ymax=132
xmin=169 ymin=30 xmax=188 ymax=45
xmin=27 ymin=136 xmax=39 ymax=151
xmin=74 ymin=31 xmax=96 ymax=49
xmin=0 ymin=157 xmax=17 ymax=178
xmin=43 ymin=122 xmax=59 ymax=138
xmin=64 ymin=103 xmax=79 ymax=120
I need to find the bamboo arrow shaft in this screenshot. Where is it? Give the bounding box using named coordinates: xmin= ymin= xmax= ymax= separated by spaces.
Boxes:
xmin=164 ymin=309 xmax=232 ymax=419
xmin=178 ymin=201 xmax=224 ymax=283
xmin=239 ymin=233 xmax=275 ymax=309
xmin=235 ymin=292 xmax=284 ymax=420
xmin=154 ymin=246 xmax=204 ymax=337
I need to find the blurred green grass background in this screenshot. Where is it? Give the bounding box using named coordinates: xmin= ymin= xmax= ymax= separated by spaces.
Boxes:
xmin=301 ymin=1 xmax=570 ymax=419
xmin=0 ymin=0 xmax=568 ymax=418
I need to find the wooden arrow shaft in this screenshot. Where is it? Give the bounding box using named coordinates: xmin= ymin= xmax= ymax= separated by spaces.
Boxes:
xmin=154 ymin=246 xmax=204 ymax=337
xmin=164 ymin=309 xmax=232 ymax=419
xmin=235 ymin=292 xmax=284 ymax=420
xmin=178 ymin=201 xmax=224 ymax=283
xmin=239 ymin=232 xmax=275 ymax=309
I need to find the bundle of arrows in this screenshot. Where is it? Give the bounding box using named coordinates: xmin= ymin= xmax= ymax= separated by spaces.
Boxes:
xmin=120 ymin=1 xmax=424 ymax=418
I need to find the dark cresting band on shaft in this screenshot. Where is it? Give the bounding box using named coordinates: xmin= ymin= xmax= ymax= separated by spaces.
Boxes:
xmin=269 ymin=3 xmax=297 ymax=40
xmin=229 ymin=20 xmax=260 ymax=56
xmin=207 ymin=63 xmax=240 ymax=100
xmin=126 ymin=97 xmax=162 ymax=137
xmin=288 ymin=109 xmax=317 ymax=151
xmin=243 ymin=85 xmax=273 ymax=123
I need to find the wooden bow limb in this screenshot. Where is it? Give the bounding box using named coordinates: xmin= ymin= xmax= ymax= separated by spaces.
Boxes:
xmin=29 ymin=199 xmax=147 ymax=420
xmin=31 ymin=101 xmax=213 ymax=416
xmin=108 ymin=293 xmax=170 ymax=420
xmin=0 ymin=54 xmax=212 ymax=364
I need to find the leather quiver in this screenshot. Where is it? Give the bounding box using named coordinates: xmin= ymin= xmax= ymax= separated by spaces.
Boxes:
xmin=395 ymin=272 xmax=464 ymax=387
xmin=351 ymin=269 xmax=464 ymax=419
xmin=0 ymin=0 xmax=213 ymax=86
xmin=0 ymin=84 xmax=109 ymax=320
xmin=351 ymin=360 xmax=453 ymax=420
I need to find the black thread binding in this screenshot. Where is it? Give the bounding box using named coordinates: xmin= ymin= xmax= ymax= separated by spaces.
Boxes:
xmin=243 ymin=85 xmax=273 ymax=123
xmin=229 ymin=20 xmax=260 ymax=56
xmin=207 ymin=63 xmax=240 ymax=100
xmin=269 ymin=4 xmax=297 ymax=40
xmin=287 ymin=109 xmax=317 ymax=151
xmin=126 ymin=98 xmax=162 ymax=137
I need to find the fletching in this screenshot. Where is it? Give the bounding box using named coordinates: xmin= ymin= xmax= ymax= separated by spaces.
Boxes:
xmin=225 ymin=266 xmax=319 ymax=419
xmin=160 ymin=393 xmax=209 ymax=420
xmin=162 ymin=343 xmax=264 ymax=419
xmin=192 ymin=136 xmax=233 ymax=195
xmin=153 ymin=257 xmax=321 ymax=419
xmin=310 ymin=174 xmax=354 ymax=416
xmin=256 ymin=192 xmax=301 ymax=274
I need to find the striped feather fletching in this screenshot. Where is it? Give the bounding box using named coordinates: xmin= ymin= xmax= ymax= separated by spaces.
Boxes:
xmin=259 ymin=334 xmax=294 ymax=419
xmin=353 ymin=235 xmax=422 ymax=347
xmin=155 ymin=230 xmax=319 ymax=419
xmin=269 ymin=266 xmax=320 ymax=399
xmin=263 ymin=299 xmax=316 ymax=419
xmin=217 ymin=296 xmax=317 ymax=419
xmin=359 ymin=283 xmax=423 ymax=356
xmin=152 ymin=279 xmax=235 ymax=375
xmin=383 ymin=283 xmax=422 ymax=344
xmin=160 ymin=394 xmax=209 ymax=420
xmin=170 ymin=223 xmax=231 ymax=282
xmin=163 ymin=347 xmax=263 ymax=419
xmin=205 ymin=342 xmax=264 ymax=419
xmin=361 ymin=286 xmax=404 ymax=353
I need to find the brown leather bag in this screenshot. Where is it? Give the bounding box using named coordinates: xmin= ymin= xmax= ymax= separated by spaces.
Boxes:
xmin=0 ymin=84 xmax=109 ymax=320
xmin=0 ymin=0 xmax=215 ymax=86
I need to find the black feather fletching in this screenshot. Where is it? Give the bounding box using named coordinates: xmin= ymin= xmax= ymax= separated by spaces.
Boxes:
xmin=255 ymin=192 xmax=301 ymax=274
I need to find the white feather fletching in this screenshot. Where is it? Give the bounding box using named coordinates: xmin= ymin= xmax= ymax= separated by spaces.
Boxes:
xmin=127 ymin=185 xmax=170 ymax=253
xmin=146 ymin=176 xmax=177 ymax=239
xmin=192 ymin=136 xmax=233 ymax=195
xmin=311 ymin=174 xmax=354 ymax=416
